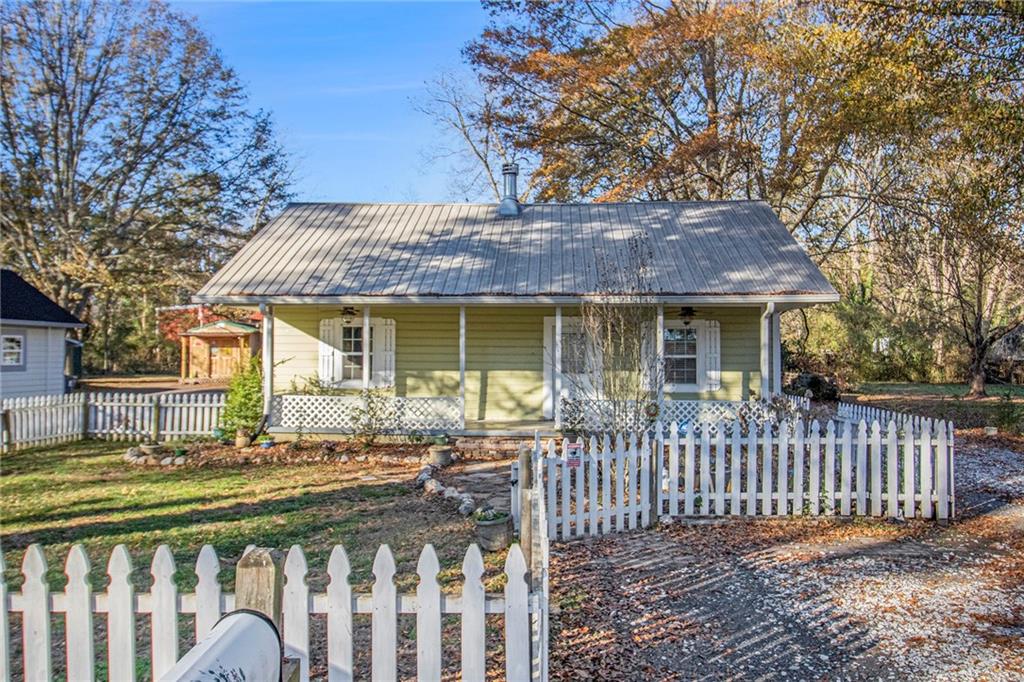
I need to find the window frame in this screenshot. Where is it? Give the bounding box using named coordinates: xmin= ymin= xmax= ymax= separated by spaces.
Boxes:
xmin=336 ymin=324 xmax=373 ymax=387
xmin=1 ymin=333 xmax=25 ymax=368
xmin=663 ymin=320 xmax=702 ymax=393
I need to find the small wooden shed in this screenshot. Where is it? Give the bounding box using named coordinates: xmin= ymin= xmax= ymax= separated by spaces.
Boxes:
xmin=180 ymin=320 xmax=260 ymax=382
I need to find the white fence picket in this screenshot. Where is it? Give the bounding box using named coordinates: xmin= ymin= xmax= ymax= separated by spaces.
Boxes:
xmin=699 ymin=427 xmax=710 ymax=515
xmin=106 ymin=546 xmax=136 ymax=682
xmin=461 ymin=545 xmax=486 ymax=682
xmin=371 ymin=545 xmax=397 ymax=681
xmin=416 ymin=545 xmax=442 ymax=682
xmin=588 ymin=435 xmax=599 ymax=536
xmin=601 ymin=434 xmax=612 ymax=533
xmin=615 ymin=435 xmax=626 ymax=530
xmin=808 ymin=421 xmax=820 ymax=516
xmin=920 ymin=422 xmax=934 ymax=519
xmin=327 ymin=546 xmax=353 ymax=682
xmin=194 ymin=546 xmax=221 ymax=640
xmin=669 ymin=422 xmax=680 ymax=516
xmin=777 ymin=421 xmax=789 ymax=516
xmin=21 ymin=546 xmax=51 ymax=681
xmin=729 ymin=423 xmax=741 ymax=515
xmin=745 ymin=426 xmax=757 ymax=516
xmin=793 ymin=419 xmax=805 ymax=515
xmin=150 ymin=545 xmax=178 ymax=678
xmin=284 ymin=545 xmax=310 ymax=682
xmin=64 ymin=545 xmax=95 ymax=682
xmin=886 ymin=420 xmax=899 ymax=518
xmin=504 ymin=545 xmax=530 ymax=682
xmin=640 ymin=432 xmax=651 ymax=527
xmin=714 ymin=429 xmax=726 ymax=516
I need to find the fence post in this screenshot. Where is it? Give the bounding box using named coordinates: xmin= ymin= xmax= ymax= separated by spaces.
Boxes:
xmin=235 ymin=548 xmax=286 ymax=633
xmin=151 ymin=396 xmax=162 ymax=443
xmin=518 ymin=443 xmax=533 ymax=574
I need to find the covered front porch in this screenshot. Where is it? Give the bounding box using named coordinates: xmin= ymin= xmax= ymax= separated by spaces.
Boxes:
xmin=258 ymin=301 xmax=791 ymax=436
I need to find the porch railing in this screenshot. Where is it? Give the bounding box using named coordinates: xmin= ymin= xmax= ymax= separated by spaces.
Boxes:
xmin=270 ymin=394 xmax=464 ymax=435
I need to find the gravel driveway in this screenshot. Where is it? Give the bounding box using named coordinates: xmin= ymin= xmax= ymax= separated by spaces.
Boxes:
xmin=548 ymin=432 xmax=1024 ymax=681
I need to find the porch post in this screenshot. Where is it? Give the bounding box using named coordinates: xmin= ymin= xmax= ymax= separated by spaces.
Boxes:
xmin=759 ymin=303 xmax=773 ymax=399
xmin=260 ymin=304 xmax=274 ymax=418
xmin=554 ymin=306 xmax=562 ymax=429
xmin=771 ymin=311 xmax=782 ymax=395
xmin=459 ymin=305 xmax=466 ymax=425
xmin=362 ymin=306 xmax=371 ymax=389
xmin=656 ymin=304 xmax=665 ymax=406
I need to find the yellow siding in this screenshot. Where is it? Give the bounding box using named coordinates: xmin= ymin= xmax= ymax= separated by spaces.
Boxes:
xmin=271 ymin=304 xmax=762 ymax=421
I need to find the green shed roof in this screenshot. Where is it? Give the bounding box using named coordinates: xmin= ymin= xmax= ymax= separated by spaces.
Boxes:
xmin=183 ymin=320 xmax=259 ymax=336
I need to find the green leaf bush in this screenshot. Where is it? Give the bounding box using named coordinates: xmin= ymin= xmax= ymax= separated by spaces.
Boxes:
xmin=220 ymin=357 xmax=264 ymax=435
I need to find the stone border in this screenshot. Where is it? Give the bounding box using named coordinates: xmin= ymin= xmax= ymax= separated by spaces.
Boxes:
xmin=415 ymin=464 xmax=477 ymax=515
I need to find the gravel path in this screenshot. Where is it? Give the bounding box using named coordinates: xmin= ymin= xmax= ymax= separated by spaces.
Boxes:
xmin=548 ymin=434 xmax=1024 ymax=680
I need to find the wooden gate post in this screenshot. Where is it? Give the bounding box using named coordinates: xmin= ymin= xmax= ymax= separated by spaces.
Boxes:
xmin=517 ymin=443 xmax=533 ymax=573
xmin=1 ymin=408 xmax=10 ymax=453
xmin=235 ymin=548 xmax=286 ymax=633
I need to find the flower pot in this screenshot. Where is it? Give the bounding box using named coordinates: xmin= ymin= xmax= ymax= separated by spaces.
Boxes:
xmin=475 ymin=516 xmax=511 ymax=552
xmin=429 ymin=445 xmax=453 ymax=467
xmin=259 ymin=439 xmax=274 ymax=449
xmin=173 ymin=447 xmax=187 ymax=458
xmin=235 ymin=435 xmax=252 ymax=449
xmin=139 ymin=443 xmax=163 ymax=457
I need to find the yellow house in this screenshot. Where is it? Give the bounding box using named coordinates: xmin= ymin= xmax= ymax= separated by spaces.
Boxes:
xmin=194 ymin=166 xmax=837 ymax=435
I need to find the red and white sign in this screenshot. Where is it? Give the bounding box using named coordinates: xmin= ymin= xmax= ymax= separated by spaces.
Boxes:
xmin=565 ymin=442 xmax=583 ymax=468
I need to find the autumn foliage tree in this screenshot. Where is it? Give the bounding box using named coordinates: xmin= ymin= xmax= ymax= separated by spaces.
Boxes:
xmin=0 ymin=0 xmax=291 ymax=371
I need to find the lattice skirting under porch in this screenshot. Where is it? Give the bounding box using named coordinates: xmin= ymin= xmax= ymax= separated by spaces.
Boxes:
xmin=270 ymin=394 xmax=464 ymax=434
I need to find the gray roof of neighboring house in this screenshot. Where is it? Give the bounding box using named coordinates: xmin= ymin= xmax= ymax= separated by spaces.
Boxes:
xmin=1 ymin=269 xmax=85 ymax=327
xmin=195 ymin=200 xmax=837 ymax=302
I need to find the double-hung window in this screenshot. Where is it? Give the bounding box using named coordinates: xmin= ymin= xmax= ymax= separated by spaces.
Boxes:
xmin=1 ymin=334 xmax=24 ymax=367
xmin=318 ymin=317 xmax=395 ymax=388
xmin=663 ymin=319 xmax=720 ymax=393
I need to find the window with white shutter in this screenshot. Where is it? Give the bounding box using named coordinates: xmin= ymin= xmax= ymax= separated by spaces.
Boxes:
xmin=663 ymin=319 xmax=721 ymax=393
xmin=317 ymin=317 xmax=396 ymax=388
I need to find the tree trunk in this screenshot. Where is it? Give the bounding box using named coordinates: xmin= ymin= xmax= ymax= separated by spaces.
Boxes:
xmin=966 ymin=354 xmax=987 ymax=398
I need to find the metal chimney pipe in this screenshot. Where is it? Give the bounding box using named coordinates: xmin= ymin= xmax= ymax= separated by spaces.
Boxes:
xmin=498 ymin=162 xmax=520 ymax=217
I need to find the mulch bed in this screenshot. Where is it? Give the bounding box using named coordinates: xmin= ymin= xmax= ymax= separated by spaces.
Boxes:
xmin=182 ymin=440 xmax=430 ymax=467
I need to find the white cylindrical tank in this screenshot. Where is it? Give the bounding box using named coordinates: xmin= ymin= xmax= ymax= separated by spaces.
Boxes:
xmin=160 ymin=610 xmax=281 ymax=681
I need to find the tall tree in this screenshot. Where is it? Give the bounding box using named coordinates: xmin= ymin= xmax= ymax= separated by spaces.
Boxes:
xmin=0 ymin=0 xmax=290 ymax=361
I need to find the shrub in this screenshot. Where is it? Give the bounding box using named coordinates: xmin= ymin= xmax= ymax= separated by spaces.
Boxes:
xmin=220 ymin=358 xmax=264 ymax=435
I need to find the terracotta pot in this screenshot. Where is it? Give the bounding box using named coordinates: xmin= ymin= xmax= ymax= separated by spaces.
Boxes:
xmin=235 ymin=435 xmax=252 ymax=448
xmin=475 ymin=516 xmax=511 ymax=552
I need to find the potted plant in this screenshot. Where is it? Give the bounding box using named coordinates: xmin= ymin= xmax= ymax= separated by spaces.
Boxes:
xmin=473 ymin=507 xmax=512 ymax=552
xmin=173 ymin=444 xmax=188 ymax=458
xmin=428 ymin=435 xmax=453 ymax=467
xmin=256 ymin=434 xmax=275 ymax=449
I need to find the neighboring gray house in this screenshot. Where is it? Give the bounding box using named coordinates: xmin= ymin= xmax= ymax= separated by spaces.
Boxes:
xmin=0 ymin=269 xmax=86 ymax=399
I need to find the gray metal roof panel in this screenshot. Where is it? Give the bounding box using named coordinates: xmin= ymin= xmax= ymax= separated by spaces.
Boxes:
xmin=197 ymin=200 xmax=836 ymax=299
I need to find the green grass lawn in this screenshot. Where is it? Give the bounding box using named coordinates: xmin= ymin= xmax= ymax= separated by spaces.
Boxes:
xmin=1 ymin=440 xmax=506 ymax=595
xmin=845 ymin=382 xmax=1024 ymax=429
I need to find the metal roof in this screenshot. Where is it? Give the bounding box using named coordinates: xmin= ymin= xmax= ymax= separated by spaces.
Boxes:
xmin=183 ymin=320 xmax=259 ymax=336
xmin=195 ymin=201 xmax=837 ymax=303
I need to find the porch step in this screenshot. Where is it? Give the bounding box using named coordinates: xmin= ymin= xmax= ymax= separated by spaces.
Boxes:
xmin=453 ymin=436 xmax=534 ymax=459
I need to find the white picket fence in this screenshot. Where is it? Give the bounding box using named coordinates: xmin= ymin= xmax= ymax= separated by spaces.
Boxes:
xmin=1 ymin=542 xmax=539 ymax=682
xmin=836 ymin=400 xmax=937 ymax=432
xmin=0 ymin=391 xmax=226 ymax=451
xmin=525 ymin=418 xmax=955 ymax=541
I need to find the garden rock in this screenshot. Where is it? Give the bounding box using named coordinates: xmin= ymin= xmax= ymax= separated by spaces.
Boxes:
xmin=160 ymin=457 xmax=173 ymax=466
xmin=443 ymin=487 xmax=461 ymax=500
xmin=423 ymin=479 xmax=445 ymax=495
xmin=415 ymin=467 xmax=434 ymax=488
xmin=458 ymin=495 xmax=476 ymax=516
xmin=173 ymin=456 xmax=186 ymax=466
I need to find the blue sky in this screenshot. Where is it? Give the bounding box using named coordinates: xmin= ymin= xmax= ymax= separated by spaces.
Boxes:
xmin=174 ymin=1 xmax=490 ymax=202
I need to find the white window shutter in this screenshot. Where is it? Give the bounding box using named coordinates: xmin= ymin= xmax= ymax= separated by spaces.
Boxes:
xmin=318 ymin=318 xmax=336 ymax=384
xmin=704 ymin=320 xmax=721 ymax=391
xmin=372 ymin=319 xmax=396 ymax=387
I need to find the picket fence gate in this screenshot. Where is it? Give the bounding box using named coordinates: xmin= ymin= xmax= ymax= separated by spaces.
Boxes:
xmin=0 ymin=391 xmax=226 ymax=451
xmin=1 ymin=542 xmax=541 ymax=682
xmin=522 ymin=418 xmax=955 ymax=541
xmin=836 ymin=401 xmax=940 ymax=433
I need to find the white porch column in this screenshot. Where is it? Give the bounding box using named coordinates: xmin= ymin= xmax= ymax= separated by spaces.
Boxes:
xmin=760 ymin=302 xmax=774 ymax=399
xmin=260 ymin=303 xmax=274 ymax=417
xmin=362 ymin=306 xmax=371 ymax=389
xmin=771 ymin=311 xmax=782 ymax=395
xmin=554 ymin=306 xmax=562 ymax=428
xmin=459 ymin=305 xmax=466 ymax=425
xmin=656 ymin=304 xmax=665 ymax=406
